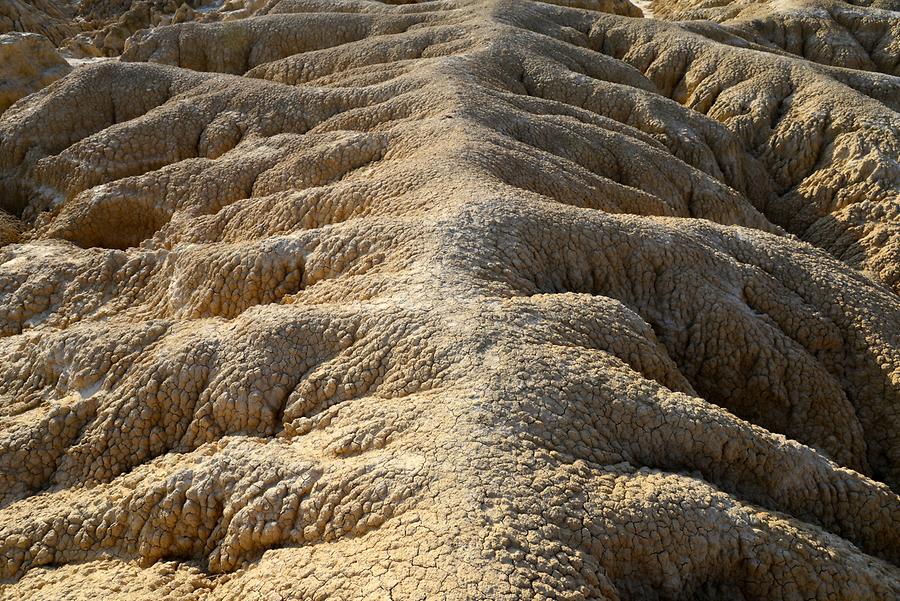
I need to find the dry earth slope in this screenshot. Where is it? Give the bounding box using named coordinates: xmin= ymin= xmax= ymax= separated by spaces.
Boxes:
xmin=1 ymin=0 xmax=900 ymax=599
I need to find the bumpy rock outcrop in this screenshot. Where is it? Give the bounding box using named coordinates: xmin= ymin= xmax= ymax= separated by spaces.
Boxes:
xmin=0 ymin=0 xmax=899 ymax=599
xmin=650 ymin=0 xmax=900 ymax=75
xmin=0 ymin=0 xmax=80 ymax=45
xmin=0 ymin=31 xmax=71 ymax=113
xmin=0 ymin=0 xmax=252 ymax=58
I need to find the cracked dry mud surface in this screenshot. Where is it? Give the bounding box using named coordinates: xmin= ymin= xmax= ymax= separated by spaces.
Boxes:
xmin=1 ymin=0 xmax=900 ymax=598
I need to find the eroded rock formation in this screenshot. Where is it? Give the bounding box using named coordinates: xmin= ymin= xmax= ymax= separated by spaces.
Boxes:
xmin=0 ymin=0 xmax=898 ymax=599
xmin=0 ymin=0 xmax=265 ymax=58
xmin=650 ymin=0 xmax=900 ymax=74
xmin=0 ymin=31 xmax=71 ymax=113
xmin=0 ymin=0 xmax=80 ymax=46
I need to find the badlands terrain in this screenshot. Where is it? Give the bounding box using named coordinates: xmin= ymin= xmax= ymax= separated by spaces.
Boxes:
xmin=1 ymin=0 xmax=900 ymax=598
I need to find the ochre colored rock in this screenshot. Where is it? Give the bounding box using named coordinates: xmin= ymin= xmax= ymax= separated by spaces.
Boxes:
xmin=649 ymin=0 xmax=900 ymax=74
xmin=0 ymin=0 xmax=898 ymax=599
xmin=0 ymin=32 xmax=71 ymax=114
xmin=0 ymin=0 xmax=79 ymax=46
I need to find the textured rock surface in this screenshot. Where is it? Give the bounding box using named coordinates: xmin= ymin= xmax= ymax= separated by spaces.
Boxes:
xmin=0 ymin=31 xmax=71 ymax=114
xmin=0 ymin=0 xmax=257 ymax=58
xmin=0 ymin=0 xmax=899 ymax=599
xmin=649 ymin=0 xmax=900 ymax=74
xmin=0 ymin=0 xmax=80 ymax=46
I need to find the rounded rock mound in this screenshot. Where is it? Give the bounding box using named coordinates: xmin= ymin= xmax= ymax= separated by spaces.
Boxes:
xmin=0 ymin=31 xmax=71 ymax=114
